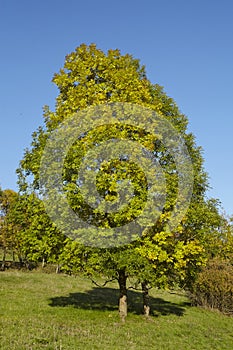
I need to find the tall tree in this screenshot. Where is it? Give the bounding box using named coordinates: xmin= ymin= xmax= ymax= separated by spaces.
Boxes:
xmin=18 ymin=44 xmax=215 ymax=320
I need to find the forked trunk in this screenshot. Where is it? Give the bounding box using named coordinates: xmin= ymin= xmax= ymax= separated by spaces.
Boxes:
xmin=118 ymin=269 xmax=127 ymax=322
xmin=141 ymin=281 xmax=150 ymax=317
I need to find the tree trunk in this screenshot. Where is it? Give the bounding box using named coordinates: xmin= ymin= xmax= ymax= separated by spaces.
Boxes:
xmin=141 ymin=281 xmax=150 ymax=317
xmin=1 ymin=247 xmax=6 ymax=270
xmin=118 ymin=269 xmax=127 ymax=322
xmin=18 ymin=254 xmax=24 ymax=267
xmin=56 ymin=264 xmax=61 ymax=274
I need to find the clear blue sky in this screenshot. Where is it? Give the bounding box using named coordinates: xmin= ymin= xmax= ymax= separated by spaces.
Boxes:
xmin=0 ymin=0 xmax=232 ymax=215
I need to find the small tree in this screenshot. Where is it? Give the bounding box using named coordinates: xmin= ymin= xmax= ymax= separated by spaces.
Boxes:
xmin=9 ymin=193 xmax=66 ymax=269
xmin=0 ymin=189 xmax=65 ymax=270
xmin=0 ymin=189 xmax=19 ymax=267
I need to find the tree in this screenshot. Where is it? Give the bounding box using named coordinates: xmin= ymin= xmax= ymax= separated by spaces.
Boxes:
xmin=9 ymin=193 xmax=65 ymax=269
xmin=18 ymin=43 xmax=217 ymax=320
xmin=0 ymin=188 xmax=19 ymax=268
xmin=0 ymin=188 xmax=65 ymax=270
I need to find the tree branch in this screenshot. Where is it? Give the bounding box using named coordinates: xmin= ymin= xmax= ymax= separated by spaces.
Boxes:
xmin=90 ymin=277 xmax=116 ymax=288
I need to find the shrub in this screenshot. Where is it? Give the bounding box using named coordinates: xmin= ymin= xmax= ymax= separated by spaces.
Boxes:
xmin=190 ymin=258 xmax=233 ymax=315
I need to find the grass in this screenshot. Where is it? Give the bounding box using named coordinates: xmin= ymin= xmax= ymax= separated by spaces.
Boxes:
xmin=0 ymin=270 xmax=233 ymax=349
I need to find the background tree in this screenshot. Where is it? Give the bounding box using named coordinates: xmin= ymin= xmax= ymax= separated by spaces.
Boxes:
xmin=0 ymin=188 xmax=19 ymax=268
xmin=0 ymin=189 xmax=65 ymax=270
xmin=8 ymin=193 xmax=65 ymax=269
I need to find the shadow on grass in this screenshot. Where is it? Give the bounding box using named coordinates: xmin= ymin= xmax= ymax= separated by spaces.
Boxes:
xmin=49 ymin=287 xmax=187 ymax=317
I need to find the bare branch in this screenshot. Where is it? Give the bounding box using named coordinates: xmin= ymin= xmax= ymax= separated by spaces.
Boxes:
xmin=90 ymin=277 xmax=116 ymax=288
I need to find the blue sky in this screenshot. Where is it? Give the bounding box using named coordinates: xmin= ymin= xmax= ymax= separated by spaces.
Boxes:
xmin=0 ymin=0 xmax=232 ymax=215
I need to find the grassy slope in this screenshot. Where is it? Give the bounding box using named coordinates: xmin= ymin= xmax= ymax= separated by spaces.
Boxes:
xmin=0 ymin=270 xmax=232 ymax=350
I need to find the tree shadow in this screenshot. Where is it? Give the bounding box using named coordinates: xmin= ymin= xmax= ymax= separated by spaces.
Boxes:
xmin=49 ymin=287 xmax=187 ymax=317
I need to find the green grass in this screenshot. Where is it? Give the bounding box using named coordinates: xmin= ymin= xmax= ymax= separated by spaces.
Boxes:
xmin=0 ymin=270 xmax=232 ymax=349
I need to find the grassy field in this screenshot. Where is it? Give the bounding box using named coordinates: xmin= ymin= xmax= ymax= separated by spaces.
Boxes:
xmin=0 ymin=270 xmax=232 ymax=349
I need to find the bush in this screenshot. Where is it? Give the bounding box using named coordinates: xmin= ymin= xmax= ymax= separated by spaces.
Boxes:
xmin=190 ymin=259 xmax=233 ymax=315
